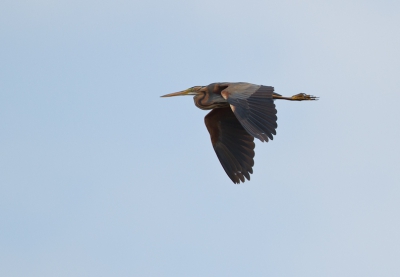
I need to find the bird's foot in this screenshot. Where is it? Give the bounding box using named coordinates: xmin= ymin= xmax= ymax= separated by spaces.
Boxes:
xmin=291 ymin=93 xmax=319 ymax=101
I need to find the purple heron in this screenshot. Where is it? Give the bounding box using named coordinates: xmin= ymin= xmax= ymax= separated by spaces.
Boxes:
xmin=161 ymin=82 xmax=318 ymax=184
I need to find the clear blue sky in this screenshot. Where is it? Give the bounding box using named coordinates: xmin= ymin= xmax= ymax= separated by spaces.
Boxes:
xmin=1 ymin=0 xmax=400 ymax=276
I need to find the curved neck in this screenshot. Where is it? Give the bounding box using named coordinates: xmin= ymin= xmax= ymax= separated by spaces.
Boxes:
xmin=194 ymin=91 xmax=228 ymax=110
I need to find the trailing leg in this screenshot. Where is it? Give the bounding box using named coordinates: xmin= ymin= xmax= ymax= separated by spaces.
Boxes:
xmin=273 ymin=93 xmax=318 ymax=101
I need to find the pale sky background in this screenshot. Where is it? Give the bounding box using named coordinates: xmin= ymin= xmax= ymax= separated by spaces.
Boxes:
xmin=1 ymin=0 xmax=400 ymax=276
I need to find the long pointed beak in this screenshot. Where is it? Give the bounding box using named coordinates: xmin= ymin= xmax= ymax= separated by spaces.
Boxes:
xmin=161 ymin=88 xmax=202 ymax=98
xmin=160 ymin=90 xmax=191 ymax=98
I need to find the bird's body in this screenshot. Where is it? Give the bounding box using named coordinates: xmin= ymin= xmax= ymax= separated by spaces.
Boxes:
xmin=161 ymin=82 xmax=317 ymax=184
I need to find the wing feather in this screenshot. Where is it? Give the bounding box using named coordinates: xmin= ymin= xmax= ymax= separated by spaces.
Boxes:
xmin=221 ymin=84 xmax=278 ymax=142
xmin=205 ymin=108 xmax=255 ymax=184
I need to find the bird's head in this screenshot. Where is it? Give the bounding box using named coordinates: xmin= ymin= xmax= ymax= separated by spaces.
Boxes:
xmin=161 ymin=86 xmax=205 ymax=98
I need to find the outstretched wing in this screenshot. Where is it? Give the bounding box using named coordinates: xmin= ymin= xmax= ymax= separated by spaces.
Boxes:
xmin=205 ymin=107 xmax=255 ymax=184
xmin=220 ymin=83 xmax=278 ymax=142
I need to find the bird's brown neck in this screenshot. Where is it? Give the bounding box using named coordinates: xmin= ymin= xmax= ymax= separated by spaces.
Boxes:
xmin=194 ymin=92 xmax=228 ymax=110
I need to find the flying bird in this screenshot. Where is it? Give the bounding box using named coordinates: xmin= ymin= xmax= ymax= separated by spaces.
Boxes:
xmin=161 ymin=82 xmax=317 ymax=184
